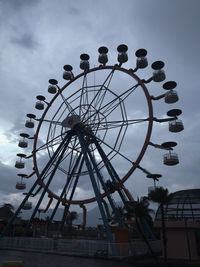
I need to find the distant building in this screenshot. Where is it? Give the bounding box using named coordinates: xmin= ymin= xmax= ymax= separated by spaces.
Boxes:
xmin=154 ymin=189 xmax=200 ymax=260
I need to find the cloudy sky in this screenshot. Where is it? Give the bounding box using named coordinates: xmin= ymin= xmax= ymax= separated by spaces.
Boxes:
xmin=0 ymin=0 xmax=199 ymax=218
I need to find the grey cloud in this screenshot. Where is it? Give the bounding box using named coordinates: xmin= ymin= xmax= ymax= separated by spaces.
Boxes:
xmin=0 ymin=0 xmax=40 ymax=11
xmin=0 ymin=0 xmax=199 ymax=213
xmin=11 ymin=33 xmax=39 ymax=50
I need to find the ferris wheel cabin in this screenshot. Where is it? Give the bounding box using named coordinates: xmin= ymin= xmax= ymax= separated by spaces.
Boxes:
xmin=22 ymin=201 xmax=32 ymax=210
xmin=162 ymin=142 xmax=179 ymax=166
xmin=16 ymin=182 xmax=26 ymax=190
xmin=15 ymin=153 xmax=26 ymax=169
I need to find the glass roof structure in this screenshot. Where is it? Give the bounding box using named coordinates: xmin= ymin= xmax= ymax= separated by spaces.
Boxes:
xmin=155 ymin=189 xmax=200 ymax=221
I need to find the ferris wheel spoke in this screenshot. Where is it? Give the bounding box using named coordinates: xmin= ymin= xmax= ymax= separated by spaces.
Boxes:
xmin=96 ymin=136 xmax=133 ymax=164
xmin=100 ymin=84 xmax=139 ymax=118
xmin=66 ymin=136 xmax=80 ymax=175
xmin=83 ymin=83 xmax=139 ymax=125
xmin=35 ymin=139 xmax=61 ymax=153
xmin=87 ymin=72 xmax=115 ymax=126
xmin=63 ymin=153 xmax=83 ymax=197
xmin=37 ymin=118 xmax=62 ymax=125
xmin=86 ymin=118 xmax=148 ymax=131
xmin=113 ymin=123 xmax=128 ymax=151
xmin=52 ymin=138 xmax=82 ymax=175
xmin=93 ymin=69 xmax=115 ymax=109
xmin=65 ymin=156 xmax=85 ymax=201
xmin=81 ymin=69 xmax=115 ymax=123
xmin=58 ymin=88 xmax=77 ymax=115
xmin=79 ymin=74 xmax=88 ymax=117
xmin=92 ymin=69 xmax=115 ymax=111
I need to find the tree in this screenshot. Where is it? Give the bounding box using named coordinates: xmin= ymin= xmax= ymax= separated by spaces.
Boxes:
xmin=1 ymin=203 xmax=14 ymax=212
xmin=148 ymin=187 xmax=170 ymax=262
xmin=66 ymin=211 xmax=78 ymax=231
xmin=133 ymin=197 xmax=157 ymax=262
xmin=110 ymin=205 xmax=125 ymax=224
xmin=69 ymin=211 xmax=78 ymax=222
xmin=133 ymin=197 xmax=154 ymax=227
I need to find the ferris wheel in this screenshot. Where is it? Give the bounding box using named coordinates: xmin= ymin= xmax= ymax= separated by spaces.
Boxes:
xmin=2 ymin=45 xmax=184 ymax=256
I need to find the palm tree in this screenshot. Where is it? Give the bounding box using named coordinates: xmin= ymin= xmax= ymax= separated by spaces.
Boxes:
xmin=110 ymin=205 xmax=125 ymax=224
xmin=148 ymin=187 xmax=170 ymax=262
xmin=134 ymin=197 xmax=154 ymax=226
xmin=133 ymin=197 xmax=157 ymax=262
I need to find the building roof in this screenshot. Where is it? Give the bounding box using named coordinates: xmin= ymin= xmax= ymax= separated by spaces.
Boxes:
xmin=155 ymin=189 xmax=200 ymax=221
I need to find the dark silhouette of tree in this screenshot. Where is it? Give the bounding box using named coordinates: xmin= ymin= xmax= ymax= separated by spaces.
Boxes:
xmin=148 ymin=187 xmax=170 ymax=263
xmin=2 ymin=203 xmax=14 ymax=211
xmin=110 ymin=205 xmax=125 ymax=224
xmin=110 ymin=200 xmax=157 ymax=261
xmin=134 ymin=197 xmax=154 ymax=226
xmin=69 ymin=211 xmax=78 ymax=222
xmin=66 ymin=211 xmax=78 ymax=231
xmin=133 ymin=197 xmax=157 ymax=262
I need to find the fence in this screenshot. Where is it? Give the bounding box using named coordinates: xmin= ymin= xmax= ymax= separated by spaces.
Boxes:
xmin=0 ymin=237 xmax=161 ymax=258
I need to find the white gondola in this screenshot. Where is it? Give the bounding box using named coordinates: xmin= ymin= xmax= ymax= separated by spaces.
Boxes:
xmin=169 ymin=119 xmax=184 ymax=133
xmin=25 ymin=120 xmax=34 ymax=128
xmin=35 ymin=101 xmax=44 ymax=110
xmin=98 ymin=46 xmax=108 ymax=65
xmin=165 ymin=90 xmax=179 ymax=104
xmin=135 ymin=49 xmax=148 ymax=69
xmin=16 ymin=182 xmax=26 ymax=190
xmin=48 ymin=79 xmax=58 ymax=94
xmin=48 ymin=85 xmax=57 ymax=94
xmin=18 ymin=133 xmax=29 ymax=148
xmin=63 ymin=65 xmax=73 ymax=80
xmin=18 ymin=140 xmax=27 ymax=148
xmin=15 ymin=154 xmax=26 ymax=169
xmin=25 ymin=114 xmax=35 ymax=128
xmin=117 ymin=44 xmax=128 ymax=64
xmin=163 ymin=152 xmax=179 ymax=166
xmin=80 ymin=54 xmax=90 ymax=70
xmin=15 ymin=160 xmax=25 ymax=169
xmin=153 ymin=70 xmax=166 ymax=82
xmin=137 ymin=57 xmax=148 ymax=69
xmin=22 ymin=201 xmax=32 ymax=210
xmin=63 ymin=71 xmax=73 ymax=80
xmin=152 ymin=61 xmax=166 ymax=82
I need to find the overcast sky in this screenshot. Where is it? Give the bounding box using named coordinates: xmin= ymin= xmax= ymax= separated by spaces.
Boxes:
xmin=0 ymin=0 xmax=199 ymax=217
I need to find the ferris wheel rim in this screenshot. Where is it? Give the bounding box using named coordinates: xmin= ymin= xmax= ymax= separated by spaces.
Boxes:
xmin=32 ymin=65 xmax=153 ymax=205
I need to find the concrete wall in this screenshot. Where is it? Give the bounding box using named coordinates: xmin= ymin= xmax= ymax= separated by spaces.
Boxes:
xmin=154 ymin=220 xmax=200 ymax=260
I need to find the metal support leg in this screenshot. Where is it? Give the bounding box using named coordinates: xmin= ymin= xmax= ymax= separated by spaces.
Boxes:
xmin=141 ymin=218 xmax=156 ymax=241
xmin=59 ymin=157 xmax=84 ymax=231
xmin=47 ymin=153 xmax=82 ymax=230
xmin=77 ymin=131 xmax=118 ymax=257
xmin=0 ymin=131 xmax=72 ymax=238
xmin=93 ymin=137 xmax=129 ymax=205
xmin=23 ymin=132 xmax=73 ymax=236
xmin=86 ymin=144 xmax=125 ymax=228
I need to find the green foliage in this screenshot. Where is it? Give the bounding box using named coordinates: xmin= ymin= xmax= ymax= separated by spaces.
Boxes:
xmin=134 ymin=197 xmax=154 ymax=222
xmin=110 ymin=205 xmax=125 ymax=224
xmin=148 ymin=187 xmax=170 ymax=205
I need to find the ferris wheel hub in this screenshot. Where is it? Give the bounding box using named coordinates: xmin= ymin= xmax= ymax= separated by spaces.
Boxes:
xmin=61 ymin=115 xmax=81 ymax=129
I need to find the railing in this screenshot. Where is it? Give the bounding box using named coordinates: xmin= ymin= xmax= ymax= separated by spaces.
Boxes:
xmin=0 ymin=237 xmax=161 ymax=258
